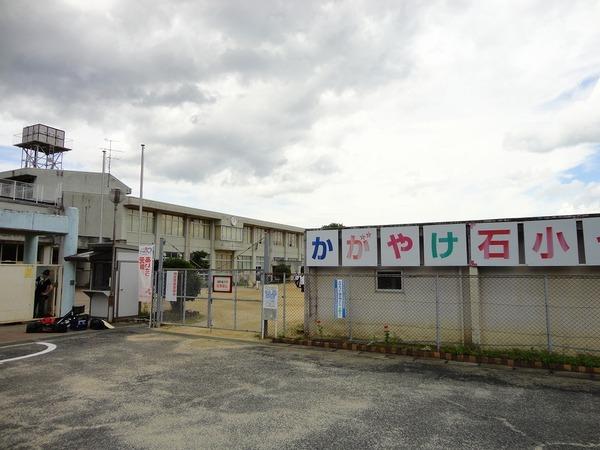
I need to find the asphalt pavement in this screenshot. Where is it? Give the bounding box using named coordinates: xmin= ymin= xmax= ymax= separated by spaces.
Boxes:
xmin=1 ymin=325 xmax=599 ymax=449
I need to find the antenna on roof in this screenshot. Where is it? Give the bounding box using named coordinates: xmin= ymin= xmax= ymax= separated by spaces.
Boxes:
xmin=100 ymin=138 xmax=123 ymax=186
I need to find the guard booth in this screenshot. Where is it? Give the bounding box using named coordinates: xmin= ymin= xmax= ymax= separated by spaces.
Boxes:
xmin=66 ymin=242 xmax=138 ymax=321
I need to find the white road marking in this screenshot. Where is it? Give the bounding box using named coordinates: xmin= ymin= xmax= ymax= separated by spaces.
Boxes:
xmin=0 ymin=342 xmax=57 ymax=364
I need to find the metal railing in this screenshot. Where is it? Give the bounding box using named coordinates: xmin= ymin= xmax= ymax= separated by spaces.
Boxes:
xmin=0 ymin=178 xmax=60 ymax=205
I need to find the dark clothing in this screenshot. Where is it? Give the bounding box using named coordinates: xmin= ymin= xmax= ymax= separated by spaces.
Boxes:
xmin=34 ymin=277 xmax=52 ymax=318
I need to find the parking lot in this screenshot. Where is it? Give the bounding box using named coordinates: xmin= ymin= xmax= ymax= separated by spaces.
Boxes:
xmin=1 ymin=325 xmax=599 ymax=449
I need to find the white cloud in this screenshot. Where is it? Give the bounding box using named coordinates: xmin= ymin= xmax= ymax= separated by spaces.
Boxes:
xmin=0 ymin=0 xmax=599 ymax=228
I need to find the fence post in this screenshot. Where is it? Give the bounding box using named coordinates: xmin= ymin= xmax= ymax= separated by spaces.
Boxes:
xmin=283 ymin=272 xmax=287 ymax=337
xmin=182 ymin=270 xmax=187 ymax=323
xmin=233 ymin=270 xmax=238 ymax=330
xmin=348 ymin=274 xmax=353 ymax=341
xmin=543 ymin=275 xmax=553 ymax=353
xmin=435 ymin=274 xmax=440 ymax=351
xmin=207 ymin=268 xmax=213 ymax=328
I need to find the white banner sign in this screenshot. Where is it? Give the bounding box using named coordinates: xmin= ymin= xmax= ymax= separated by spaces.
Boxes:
xmin=423 ymin=224 xmax=467 ymax=266
xmin=380 ymin=226 xmax=420 ymax=266
xmin=165 ymin=271 xmax=178 ymax=302
xmin=582 ymin=218 xmax=600 ymax=265
xmin=342 ymin=227 xmax=378 ymax=266
xmin=470 ymin=222 xmax=519 ymax=266
xmin=524 ymin=219 xmax=578 ymax=266
xmin=306 ymin=229 xmax=339 ymax=266
xmin=138 ymin=244 xmax=154 ymax=303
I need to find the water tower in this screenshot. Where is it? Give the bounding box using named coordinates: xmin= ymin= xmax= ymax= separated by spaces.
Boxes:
xmin=15 ymin=124 xmax=71 ymax=169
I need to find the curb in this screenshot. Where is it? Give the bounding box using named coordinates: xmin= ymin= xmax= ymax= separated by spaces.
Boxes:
xmin=271 ymin=338 xmax=600 ymax=375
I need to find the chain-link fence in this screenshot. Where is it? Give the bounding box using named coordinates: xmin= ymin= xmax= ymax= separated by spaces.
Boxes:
xmin=303 ymin=272 xmax=600 ymax=355
xmin=155 ymin=269 xmax=306 ymax=335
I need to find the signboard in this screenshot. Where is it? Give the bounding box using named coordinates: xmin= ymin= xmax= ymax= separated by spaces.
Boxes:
xmin=380 ymin=226 xmax=420 ymax=266
xmin=138 ymin=244 xmax=154 ymax=303
xmin=341 ymin=227 xmax=378 ymax=266
xmin=333 ymin=279 xmax=347 ymax=319
xmin=583 ymin=218 xmax=600 ymax=265
xmin=212 ymin=275 xmax=233 ymax=293
xmin=306 ymin=229 xmax=339 ymax=266
xmin=165 ymin=271 xmax=178 ymax=302
xmin=263 ymin=284 xmax=278 ymax=321
xmin=423 ymin=224 xmax=467 ymax=266
xmin=470 ymin=222 xmax=519 ymax=266
xmin=523 ymin=219 xmax=578 ymax=266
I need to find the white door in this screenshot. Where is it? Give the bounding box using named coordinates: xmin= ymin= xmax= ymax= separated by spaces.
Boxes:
xmin=117 ymin=261 xmax=139 ymax=317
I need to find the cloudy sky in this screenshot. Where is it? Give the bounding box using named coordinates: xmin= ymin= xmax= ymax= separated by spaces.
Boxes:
xmin=1 ymin=0 xmax=599 ymax=228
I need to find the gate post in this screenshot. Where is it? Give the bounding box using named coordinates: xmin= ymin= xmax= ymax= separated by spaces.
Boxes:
xmin=282 ymin=272 xmax=287 ymax=337
xmin=208 ymin=268 xmax=213 ymax=328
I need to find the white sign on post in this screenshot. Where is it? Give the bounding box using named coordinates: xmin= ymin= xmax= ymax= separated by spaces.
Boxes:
xmin=138 ymin=244 xmax=154 ymax=303
xmin=165 ymin=271 xmax=178 ymax=302
xmin=263 ymin=284 xmax=278 ymax=320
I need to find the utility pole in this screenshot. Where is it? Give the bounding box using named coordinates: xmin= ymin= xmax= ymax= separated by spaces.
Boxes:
xmin=99 ymin=150 xmax=106 ymax=242
xmin=138 ymin=144 xmax=145 ymax=249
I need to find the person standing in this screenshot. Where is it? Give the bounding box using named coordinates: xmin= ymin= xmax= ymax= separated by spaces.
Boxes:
xmin=299 ymin=274 xmax=305 ymax=293
xmin=34 ymin=269 xmax=54 ymax=317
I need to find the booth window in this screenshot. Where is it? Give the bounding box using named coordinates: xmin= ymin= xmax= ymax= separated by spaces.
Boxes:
xmin=376 ymin=271 xmax=403 ymax=291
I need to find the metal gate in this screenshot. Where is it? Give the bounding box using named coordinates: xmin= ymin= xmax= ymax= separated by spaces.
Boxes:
xmin=154 ymin=269 xmax=306 ymax=337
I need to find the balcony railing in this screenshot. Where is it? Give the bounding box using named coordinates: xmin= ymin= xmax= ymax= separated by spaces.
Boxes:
xmin=0 ymin=178 xmax=60 ymax=206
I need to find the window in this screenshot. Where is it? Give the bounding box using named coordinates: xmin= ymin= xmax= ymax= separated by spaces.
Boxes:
xmin=242 ymin=226 xmax=252 ymax=243
xmin=219 ymin=226 xmax=242 ymax=242
xmin=127 ymin=209 xmax=155 ymax=233
xmin=256 ymin=256 xmax=264 ymax=269
xmin=161 ymin=214 xmax=184 ymax=236
xmin=376 ymin=271 xmax=403 ymax=291
xmin=164 ymin=251 xmax=182 ymax=258
xmin=272 ymin=231 xmax=283 ymax=246
xmin=287 ymin=233 xmax=297 ymax=248
xmin=190 ymin=219 xmax=210 ymax=239
xmin=237 ymin=255 xmax=252 ymax=270
xmin=254 ymin=227 xmax=265 ymax=243
xmin=215 ymin=251 xmax=232 ymax=270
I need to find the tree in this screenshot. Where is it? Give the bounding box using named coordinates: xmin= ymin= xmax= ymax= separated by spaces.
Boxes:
xmin=322 ymin=223 xmax=344 ymax=229
xmin=190 ymin=250 xmax=210 ymax=269
xmin=272 ymin=262 xmax=291 ymax=282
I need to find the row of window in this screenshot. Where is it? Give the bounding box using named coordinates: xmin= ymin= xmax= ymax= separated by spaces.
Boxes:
xmin=125 ymin=209 xmax=301 ymax=245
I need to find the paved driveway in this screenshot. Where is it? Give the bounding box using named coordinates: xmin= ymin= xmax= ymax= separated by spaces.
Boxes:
xmin=1 ymin=326 xmax=599 ymax=449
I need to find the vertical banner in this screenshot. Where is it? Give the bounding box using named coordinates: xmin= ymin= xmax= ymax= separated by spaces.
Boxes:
xmin=138 ymin=244 xmax=154 ymax=303
xmin=333 ymin=279 xmax=347 ymax=319
xmin=165 ymin=271 xmax=178 ymax=302
xmin=263 ymin=284 xmax=278 ymax=320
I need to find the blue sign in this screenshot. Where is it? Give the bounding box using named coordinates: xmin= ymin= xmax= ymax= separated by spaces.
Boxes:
xmin=333 ymin=279 xmax=347 ymax=319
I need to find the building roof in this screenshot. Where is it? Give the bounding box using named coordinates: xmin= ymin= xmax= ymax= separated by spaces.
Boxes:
xmin=124 ymin=196 xmax=304 ymax=233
